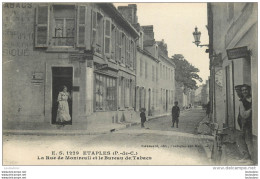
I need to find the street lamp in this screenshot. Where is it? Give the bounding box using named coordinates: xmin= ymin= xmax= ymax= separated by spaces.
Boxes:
xmin=192 ymin=26 xmax=209 ymax=47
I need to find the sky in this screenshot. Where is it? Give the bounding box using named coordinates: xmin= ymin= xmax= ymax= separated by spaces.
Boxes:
xmin=114 ymin=3 xmax=210 ymax=85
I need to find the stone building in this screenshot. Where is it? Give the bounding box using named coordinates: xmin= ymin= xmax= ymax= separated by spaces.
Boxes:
xmin=3 ymin=3 xmax=139 ymax=128
xmin=207 ymin=2 xmax=257 ymax=163
xmin=118 ymin=4 xmax=176 ymax=116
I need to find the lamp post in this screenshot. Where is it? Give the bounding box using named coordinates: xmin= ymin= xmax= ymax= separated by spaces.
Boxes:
xmin=192 ymin=26 xmax=215 ymax=124
xmin=192 ymin=27 xmax=209 ymax=47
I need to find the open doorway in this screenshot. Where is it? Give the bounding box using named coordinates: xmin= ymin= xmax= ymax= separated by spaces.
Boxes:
xmin=52 ymin=67 xmax=73 ymax=125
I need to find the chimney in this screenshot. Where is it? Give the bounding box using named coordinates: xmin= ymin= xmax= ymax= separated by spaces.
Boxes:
xmin=117 ymin=4 xmax=138 ymax=25
xmin=142 ymin=25 xmax=154 ymax=40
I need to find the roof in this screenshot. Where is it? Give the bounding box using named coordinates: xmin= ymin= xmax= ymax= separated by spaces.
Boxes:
xmin=98 ymin=3 xmax=139 ymax=39
xmin=137 ymin=46 xmax=160 ymax=63
xmin=143 ymin=39 xmax=155 ymax=47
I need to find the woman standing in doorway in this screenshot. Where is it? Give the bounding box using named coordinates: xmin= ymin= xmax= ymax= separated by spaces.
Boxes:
xmin=56 ymin=86 xmax=72 ymax=124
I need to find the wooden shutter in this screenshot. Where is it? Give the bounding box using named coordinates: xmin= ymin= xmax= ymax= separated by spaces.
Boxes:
xmin=111 ymin=24 xmax=116 ymax=60
xmin=104 ymin=17 xmax=111 ymax=55
xmin=77 ymin=5 xmax=86 ymax=47
xmin=35 ymin=5 xmax=49 ymax=47
xmin=91 ymin=10 xmax=97 ymax=47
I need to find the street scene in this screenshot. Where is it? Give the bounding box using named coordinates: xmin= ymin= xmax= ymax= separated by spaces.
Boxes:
xmin=2 ymin=2 xmax=257 ymax=167
xmin=4 ymin=108 xmax=212 ymax=165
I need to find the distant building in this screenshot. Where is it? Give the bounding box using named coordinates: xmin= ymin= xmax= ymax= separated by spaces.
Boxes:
xmin=118 ymin=4 xmax=176 ymax=116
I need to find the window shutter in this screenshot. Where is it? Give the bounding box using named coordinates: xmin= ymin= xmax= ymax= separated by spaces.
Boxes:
xmin=91 ymin=10 xmax=97 ymax=48
xmin=35 ymin=5 xmax=49 ymax=47
xmin=111 ymin=24 xmax=116 ymax=60
xmin=104 ymin=17 xmax=111 ymax=56
xmin=77 ymin=5 xmax=86 ymax=47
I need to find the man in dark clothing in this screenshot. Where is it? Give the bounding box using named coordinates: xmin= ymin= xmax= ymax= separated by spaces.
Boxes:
xmin=172 ymin=101 xmax=180 ymax=128
xmin=236 ymin=84 xmax=253 ymax=164
xmin=235 ymin=85 xmax=243 ymax=129
xmin=140 ymin=108 xmax=146 ymax=128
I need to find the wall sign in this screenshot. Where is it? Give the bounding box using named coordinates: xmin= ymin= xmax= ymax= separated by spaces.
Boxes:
xmin=226 ymin=46 xmax=249 ymax=60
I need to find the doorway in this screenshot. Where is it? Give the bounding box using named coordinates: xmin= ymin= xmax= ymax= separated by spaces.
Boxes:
xmin=52 ymin=67 xmax=73 ymax=125
xmin=166 ymin=90 xmax=168 ymax=111
xmin=148 ymin=89 xmax=151 ymax=116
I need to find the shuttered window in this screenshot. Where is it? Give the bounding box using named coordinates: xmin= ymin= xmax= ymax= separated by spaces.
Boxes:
xmin=91 ymin=10 xmax=97 ymax=48
xmin=35 ymin=5 xmax=49 ymax=47
xmin=104 ymin=18 xmax=111 ymax=55
xmin=121 ymin=33 xmax=125 ymax=64
xmin=130 ymin=40 xmax=134 ymax=68
xmin=111 ymin=24 xmax=116 ymax=60
xmin=116 ymin=30 xmax=122 ymax=63
xmin=77 ymin=5 xmax=86 ymax=47
xmin=35 ymin=4 xmax=86 ymax=48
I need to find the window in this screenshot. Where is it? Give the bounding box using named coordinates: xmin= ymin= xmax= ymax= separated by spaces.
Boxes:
xmin=125 ymin=79 xmax=129 ymax=107
xmin=111 ymin=24 xmax=116 ymax=60
xmin=52 ymin=5 xmax=75 ymax=46
xmin=104 ymin=18 xmax=111 ymax=55
xmin=156 ymin=66 xmax=158 ymax=82
xmin=145 ymin=62 xmax=148 ymax=79
xmin=95 ymin=74 xmax=117 ymax=111
xmin=126 ymin=37 xmax=130 ymax=67
xmin=121 ymin=33 xmax=126 ymax=64
xmin=156 ymin=89 xmax=158 ymax=107
xmin=35 ymin=4 xmax=87 ymax=48
xmin=116 ymin=30 xmax=122 ymax=63
xmin=92 ymin=10 xmax=103 ymax=54
xmin=152 ymin=65 xmax=155 ymax=81
xmin=163 ymin=66 xmax=165 ymax=79
xmin=129 ymin=80 xmax=132 ymax=107
xmin=161 ymin=88 xmax=162 ymax=104
xmin=160 ymin=64 xmax=162 ymax=78
xmin=118 ymin=77 xmax=124 ymax=108
xmin=165 ymin=67 xmax=168 ymax=80
xmin=130 ymin=40 xmax=134 ymax=68
xmin=140 ymin=59 xmax=143 ymax=77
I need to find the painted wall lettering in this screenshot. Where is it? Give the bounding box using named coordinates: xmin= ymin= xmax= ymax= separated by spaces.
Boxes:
xmin=3 ymin=49 xmax=29 ymax=56
xmin=3 ymin=3 xmax=32 ymax=8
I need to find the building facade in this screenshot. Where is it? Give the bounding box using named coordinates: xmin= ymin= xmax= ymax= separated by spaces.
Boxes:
xmin=207 ymin=2 xmax=257 ymax=163
xmin=118 ymin=4 xmax=176 ymax=116
xmin=3 ymin=3 xmax=139 ymax=127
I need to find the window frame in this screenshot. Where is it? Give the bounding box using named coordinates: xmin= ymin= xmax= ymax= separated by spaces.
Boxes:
xmin=104 ymin=17 xmax=112 ymax=57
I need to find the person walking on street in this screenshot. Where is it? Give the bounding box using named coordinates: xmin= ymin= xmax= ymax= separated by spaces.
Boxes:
xmin=140 ymin=108 xmax=146 ymax=128
xmin=172 ymin=101 xmax=180 ymax=128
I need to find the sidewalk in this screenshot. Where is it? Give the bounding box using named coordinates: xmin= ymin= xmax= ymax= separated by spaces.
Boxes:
xmin=196 ymin=116 xmax=255 ymax=165
xmin=2 ymin=113 xmax=171 ymax=136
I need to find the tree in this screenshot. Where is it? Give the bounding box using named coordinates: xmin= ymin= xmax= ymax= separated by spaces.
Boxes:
xmin=171 ymin=54 xmax=202 ymax=90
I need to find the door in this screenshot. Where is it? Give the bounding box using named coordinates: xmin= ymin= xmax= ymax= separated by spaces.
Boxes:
xmin=52 ymin=67 xmax=73 ymax=125
xmin=148 ymin=89 xmax=151 ymax=116
xmin=166 ymin=90 xmax=168 ymax=111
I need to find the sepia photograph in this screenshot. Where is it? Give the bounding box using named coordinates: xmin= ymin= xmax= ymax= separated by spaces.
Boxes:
xmin=1 ymin=1 xmax=258 ymax=172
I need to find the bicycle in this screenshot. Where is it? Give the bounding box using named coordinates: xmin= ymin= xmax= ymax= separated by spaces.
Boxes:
xmin=202 ymin=122 xmax=229 ymax=164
